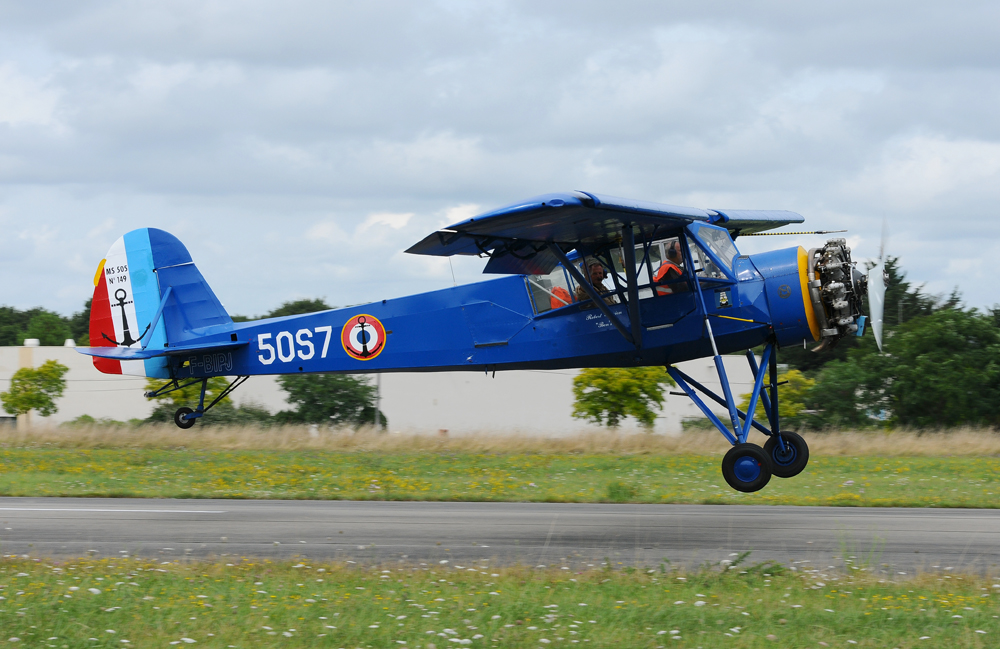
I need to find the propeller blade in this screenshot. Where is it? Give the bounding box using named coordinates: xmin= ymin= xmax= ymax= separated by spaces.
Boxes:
xmin=868 ymin=260 xmax=886 ymax=352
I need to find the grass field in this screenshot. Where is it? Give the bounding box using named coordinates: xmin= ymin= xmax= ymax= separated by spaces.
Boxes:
xmin=0 ymin=428 xmax=998 ymax=507
xmin=0 ymin=556 xmax=997 ymax=648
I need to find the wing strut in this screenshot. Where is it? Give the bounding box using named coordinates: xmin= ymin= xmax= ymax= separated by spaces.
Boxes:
xmin=681 ymin=228 xmax=743 ymax=433
xmin=546 ymin=243 xmax=635 ymax=346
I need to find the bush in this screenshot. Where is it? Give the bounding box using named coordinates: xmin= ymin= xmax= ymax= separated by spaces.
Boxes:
xmin=572 ymin=367 xmax=674 ymax=429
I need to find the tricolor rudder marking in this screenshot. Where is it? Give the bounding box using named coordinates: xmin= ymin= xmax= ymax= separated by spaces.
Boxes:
xmin=89 ymin=257 xmax=121 ymax=375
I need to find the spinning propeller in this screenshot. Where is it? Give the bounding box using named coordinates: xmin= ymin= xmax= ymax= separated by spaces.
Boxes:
xmin=866 ymin=221 xmax=888 ymax=352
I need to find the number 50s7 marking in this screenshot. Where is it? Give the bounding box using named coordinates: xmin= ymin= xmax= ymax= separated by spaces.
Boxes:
xmin=257 ymin=326 xmax=333 ymax=365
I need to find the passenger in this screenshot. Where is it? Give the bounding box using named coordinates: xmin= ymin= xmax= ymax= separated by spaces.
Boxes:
xmin=575 ymin=261 xmax=617 ymax=307
xmin=550 ymin=286 xmax=573 ymax=310
xmin=654 ymin=241 xmax=688 ymax=295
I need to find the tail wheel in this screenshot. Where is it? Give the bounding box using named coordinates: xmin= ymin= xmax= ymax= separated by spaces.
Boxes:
xmin=764 ymin=431 xmax=809 ymax=478
xmin=722 ymin=443 xmax=772 ymax=493
xmin=174 ymin=407 xmax=196 ymax=429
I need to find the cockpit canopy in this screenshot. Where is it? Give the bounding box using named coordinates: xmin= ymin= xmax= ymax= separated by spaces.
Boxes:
xmin=525 ymin=224 xmax=740 ymax=315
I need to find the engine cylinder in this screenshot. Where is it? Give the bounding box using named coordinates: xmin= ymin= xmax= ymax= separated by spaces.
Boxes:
xmin=806 ymin=239 xmax=867 ymax=348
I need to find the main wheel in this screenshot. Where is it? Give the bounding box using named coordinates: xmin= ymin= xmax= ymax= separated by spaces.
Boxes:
xmin=174 ymin=407 xmax=196 ymax=429
xmin=764 ymin=431 xmax=809 ymax=478
xmin=722 ymin=443 xmax=772 ymax=493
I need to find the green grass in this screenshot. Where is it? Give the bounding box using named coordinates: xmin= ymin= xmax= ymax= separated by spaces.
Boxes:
xmin=1 ymin=449 xmax=998 ymax=507
xmin=1 ymin=556 xmax=998 ymax=648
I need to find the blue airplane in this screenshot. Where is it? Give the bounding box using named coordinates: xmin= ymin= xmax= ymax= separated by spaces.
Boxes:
xmin=78 ymin=191 xmax=886 ymax=493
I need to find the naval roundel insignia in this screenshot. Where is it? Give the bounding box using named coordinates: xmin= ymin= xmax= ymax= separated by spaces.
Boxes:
xmin=341 ymin=314 xmax=386 ymax=361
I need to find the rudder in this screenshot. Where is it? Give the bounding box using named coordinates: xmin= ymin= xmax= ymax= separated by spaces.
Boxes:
xmin=89 ymin=228 xmax=232 ymax=377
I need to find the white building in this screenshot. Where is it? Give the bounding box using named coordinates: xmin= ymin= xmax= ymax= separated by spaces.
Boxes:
xmin=0 ymin=343 xmax=757 ymax=434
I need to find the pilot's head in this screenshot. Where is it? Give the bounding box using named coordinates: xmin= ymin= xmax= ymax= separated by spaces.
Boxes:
xmin=588 ymin=262 xmax=606 ymax=285
xmin=666 ymin=241 xmax=682 ymax=262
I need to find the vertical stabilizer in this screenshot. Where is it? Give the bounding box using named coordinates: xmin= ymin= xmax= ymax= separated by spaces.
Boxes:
xmin=89 ymin=228 xmax=231 ymax=377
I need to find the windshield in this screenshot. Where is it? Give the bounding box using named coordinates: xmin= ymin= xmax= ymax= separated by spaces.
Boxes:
xmin=693 ymin=225 xmax=739 ymax=272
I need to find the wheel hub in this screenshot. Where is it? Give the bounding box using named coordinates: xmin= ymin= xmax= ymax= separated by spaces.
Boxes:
xmin=733 ymin=456 xmax=761 ymax=482
xmin=773 ymin=440 xmax=797 ymax=465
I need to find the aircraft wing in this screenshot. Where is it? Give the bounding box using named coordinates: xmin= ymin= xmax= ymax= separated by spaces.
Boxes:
xmin=406 ymin=191 xmax=713 ymax=275
xmin=77 ymin=340 xmax=248 ymax=361
xmin=711 ymin=209 xmax=805 ymax=236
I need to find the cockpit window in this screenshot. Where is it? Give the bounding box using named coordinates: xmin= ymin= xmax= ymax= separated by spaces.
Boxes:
xmin=694 ymin=226 xmax=739 ymax=272
xmin=687 ymin=239 xmax=727 ymax=280
xmin=526 ymin=264 xmax=576 ymax=314
xmin=614 ymin=236 xmax=691 ymax=299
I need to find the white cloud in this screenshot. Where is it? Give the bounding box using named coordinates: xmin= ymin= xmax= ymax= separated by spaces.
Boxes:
xmin=849 ymin=135 xmax=1000 ymax=210
xmin=440 ymin=203 xmax=480 ymax=226
xmin=0 ymin=0 xmax=999 ymax=314
xmin=0 ymin=63 xmax=62 ymax=128
xmin=359 ymin=212 xmax=413 ymax=231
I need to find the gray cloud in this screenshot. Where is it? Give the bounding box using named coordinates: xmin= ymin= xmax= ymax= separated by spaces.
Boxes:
xmin=1 ymin=0 xmax=998 ymax=316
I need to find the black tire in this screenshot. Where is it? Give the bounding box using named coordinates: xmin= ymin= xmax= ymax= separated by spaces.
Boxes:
xmin=174 ymin=407 xmax=196 ymax=429
xmin=764 ymin=431 xmax=809 ymax=478
xmin=721 ymin=443 xmax=772 ymax=493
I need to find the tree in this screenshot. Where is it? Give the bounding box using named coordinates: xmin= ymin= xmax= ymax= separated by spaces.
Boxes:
xmin=882 ymin=309 xmax=1000 ymax=428
xmin=22 ymin=313 xmax=72 ymax=346
xmin=738 ymin=369 xmax=816 ymax=430
xmin=805 ymin=308 xmax=1000 ymax=429
xmin=571 ymin=367 xmax=674 ymax=429
xmin=778 ymin=256 xmax=960 ymax=376
xmin=0 ymin=306 xmax=30 ymax=346
xmin=266 ymin=299 xmax=332 ymax=318
xmin=0 ymin=304 xmax=89 ymax=346
xmin=0 ymin=307 xmax=55 ymax=346
xmin=68 ymin=299 xmax=91 ymax=345
xmin=231 ymin=298 xmax=333 ymax=323
xmin=0 ymin=360 xmax=69 ymax=417
xmin=276 ymin=373 xmax=386 ymax=428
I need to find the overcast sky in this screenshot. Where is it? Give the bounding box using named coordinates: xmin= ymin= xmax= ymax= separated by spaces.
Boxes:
xmin=2 ymin=0 xmax=998 ymax=317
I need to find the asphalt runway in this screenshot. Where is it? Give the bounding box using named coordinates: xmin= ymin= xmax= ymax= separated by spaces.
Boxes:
xmin=1 ymin=497 xmax=998 ymax=572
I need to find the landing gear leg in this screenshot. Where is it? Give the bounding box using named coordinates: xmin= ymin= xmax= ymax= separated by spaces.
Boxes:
xmin=144 ymin=375 xmax=249 ymax=429
xmin=668 ymin=338 xmax=780 ymax=494
xmin=173 ymin=378 xmax=207 ymax=429
xmin=757 ymin=344 xmax=809 ymax=478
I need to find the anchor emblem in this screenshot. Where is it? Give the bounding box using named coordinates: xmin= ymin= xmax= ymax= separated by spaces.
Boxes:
xmin=102 ymin=288 xmax=150 ymax=347
xmin=356 ymin=316 xmax=374 ymax=357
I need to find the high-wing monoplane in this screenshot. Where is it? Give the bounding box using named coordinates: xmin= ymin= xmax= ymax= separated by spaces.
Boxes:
xmin=78 ymin=191 xmax=885 ymax=493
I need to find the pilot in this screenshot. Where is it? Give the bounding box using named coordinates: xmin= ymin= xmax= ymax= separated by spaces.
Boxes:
xmin=654 ymin=240 xmax=688 ymax=295
xmin=576 ymin=261 xmax=617 ymax=307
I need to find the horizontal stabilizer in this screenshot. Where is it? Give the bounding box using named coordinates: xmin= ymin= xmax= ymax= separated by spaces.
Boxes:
xmin=78 ymin=340 xmax=248 ymax=361
xmin=710 ymin=209 xmax=805 ymax=235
